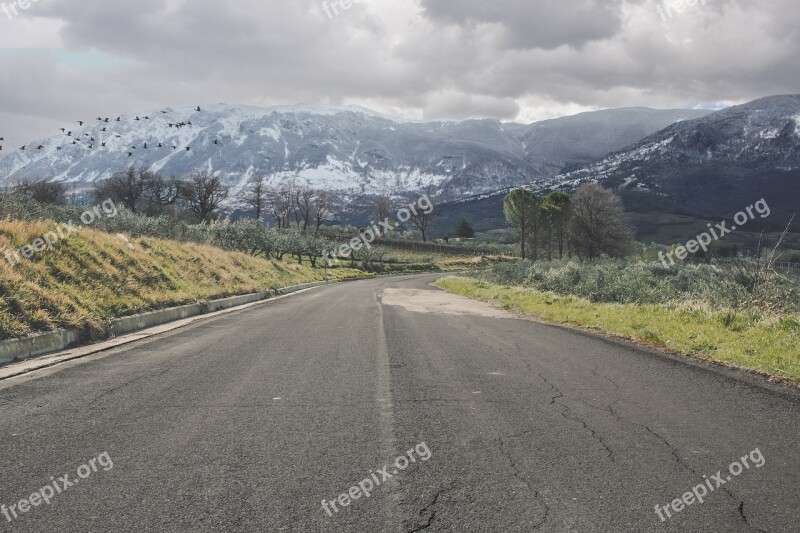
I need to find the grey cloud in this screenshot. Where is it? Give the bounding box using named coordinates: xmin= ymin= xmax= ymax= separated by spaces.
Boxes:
xmin=1 ymin=0 xmax=799 ymax=146
xmin=420 ymin=0 xmax=624 ymax=49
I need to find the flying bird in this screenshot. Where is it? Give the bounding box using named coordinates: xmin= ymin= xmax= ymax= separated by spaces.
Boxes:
xmin=213 ymin=139 xmax=219 ymax=145
xmin=196 ymin=106 xmax=201 ymax=112
xmin=185 ymin=147 xmax=190 ymax=151
xmin=77 ymin=121 xmax=84 ymax=126
xmin=37 ymin=145 xmax=44 ymax=150
xmin=157 ymin=143 xmax=163 ymax=148
xmin=101 ymin=142 xmax=106 ymax=147
xmin=143 ymin=142 xmax=147 ymax=149
xmin=135 ymin=116 xmax=140 ymax=121
xmin=101 ymin=128 xmax=107 ymax=132
xmin=128 ymin=152 xmax=133 ymax=157
xmin=116 ymin=117 xmax=121 ymax=121
xmin=20 ymin=145 xmax=25 ymax=150
xmin=60 ymin=128 xmax=66 ymax=133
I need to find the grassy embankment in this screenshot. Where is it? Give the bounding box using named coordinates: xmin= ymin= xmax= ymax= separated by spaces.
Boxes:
xmin=0 ymin=220 xmax=365 ymax=341
xmin=434 ymin=263 xmax=800 ymax=384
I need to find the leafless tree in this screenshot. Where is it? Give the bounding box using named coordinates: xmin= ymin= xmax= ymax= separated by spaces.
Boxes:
xmin=294 ymin=187 xmax=315 ymax=233
xmin=269 ymin=187 xmax=294 ymax=229
xmin=243 ymin=175 xmax=268 ymax=221
xmin=408 ymin=202 xmax=435 ymax=242
xmin=179 ymin=171 xmax=230 ymax=220
xmin=14 ymin=179 xmax=67 ymax=206
xmin=568 ymin=184 xmax=633 ymax=260
xmin=376 ymin=195 xmax=392 ymax=221
xmin=144 ymin=174 xmax=179 ymax=215
xmin=313 ymin=191 xmax=331 ymax=234
xmin=93 ymin=166 xmax=152 ymax=213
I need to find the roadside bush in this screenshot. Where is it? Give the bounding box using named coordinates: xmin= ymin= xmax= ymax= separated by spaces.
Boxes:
xmin=478 ymin=258 xmax=800 ymax=312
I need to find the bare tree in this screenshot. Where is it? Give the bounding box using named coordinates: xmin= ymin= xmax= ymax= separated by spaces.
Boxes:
xmin=568 ymin=184 xmax=633 ymax=260
xmin=14 ymin=179 xmax=67 ymax=205
xmin=179 ymin=171 xmax=230 ymax=220
xmin=243 ymin=175 xmax=268 ymax=221
xmin=295 ymin=187 xmax=314 ymax=233
xmin=313 ymin=191 xmax=331 ymax=234
xmin=93 ymin=167 xmax=152 ymax=213
xmin=144 ymin=174 xmax=179 ymax=215
xmin=376 ymin=195 xmax=392 ymax=221
xmin=269 ymin=187 xmax=294 ymax=229
xmin=408 ymin=199 xmax=435 ymax=242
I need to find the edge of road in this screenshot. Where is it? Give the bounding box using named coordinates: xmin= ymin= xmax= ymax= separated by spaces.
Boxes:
xmin=433 ymin=280 xmax=800 ymax=399
xmin=0 ymin=275 xmax=386 ymax=380
xmin=0 ymin=272 xmax=454 ymax=381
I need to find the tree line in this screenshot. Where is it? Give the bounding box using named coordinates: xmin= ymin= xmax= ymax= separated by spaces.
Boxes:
xmin=503 ymin=183 xmax=634 ymax=261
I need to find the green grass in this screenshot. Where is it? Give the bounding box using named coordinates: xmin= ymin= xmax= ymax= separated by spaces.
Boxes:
xmin=434 ymin=276 xmax=800 ymax=384
xmin=0 ymin=219 xmax=364 ymax=340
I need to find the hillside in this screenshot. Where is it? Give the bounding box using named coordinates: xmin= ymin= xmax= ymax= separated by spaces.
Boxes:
xmin=552 ymin=95 xmax=800 ymax=227
xmin=0 ymin=220 xmax=358 ymax=340
xmin=0 ymin=104 xmax=707 ymax=205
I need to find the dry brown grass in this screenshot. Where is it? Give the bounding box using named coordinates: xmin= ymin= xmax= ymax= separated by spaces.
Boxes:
xmin=0 ymin=220 xmax=360 ymax=340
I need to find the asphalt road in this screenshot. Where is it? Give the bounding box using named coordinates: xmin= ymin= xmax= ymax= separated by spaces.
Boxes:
xmin=1 ymin=274 xmax=798 ymax=532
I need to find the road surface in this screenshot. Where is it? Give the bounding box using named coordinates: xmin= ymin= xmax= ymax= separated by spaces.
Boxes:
xmin=1 ymin=274 xmax=798 ymax=532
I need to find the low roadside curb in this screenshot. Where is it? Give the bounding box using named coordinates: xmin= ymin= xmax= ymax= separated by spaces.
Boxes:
xmin=0 ymin=279 xmax=345 ymax=369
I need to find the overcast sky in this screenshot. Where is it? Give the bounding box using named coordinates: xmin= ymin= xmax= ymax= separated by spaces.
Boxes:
xmin=1 ymin=0 xmax=798 ymax=145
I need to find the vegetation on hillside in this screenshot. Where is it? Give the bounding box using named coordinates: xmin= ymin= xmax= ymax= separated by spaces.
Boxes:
xmin=0 ymin=219 xmax=365 ymax=340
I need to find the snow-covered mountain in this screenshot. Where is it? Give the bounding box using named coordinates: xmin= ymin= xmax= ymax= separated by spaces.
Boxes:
xmin=549 ymin=94 xmax=800 ymax=225
xmin=0 ymin=103 xmax=708 ymax=201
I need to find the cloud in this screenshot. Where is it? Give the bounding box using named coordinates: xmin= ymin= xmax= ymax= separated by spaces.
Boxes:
xmin=0 ymin=0 xmax=799 ymax=146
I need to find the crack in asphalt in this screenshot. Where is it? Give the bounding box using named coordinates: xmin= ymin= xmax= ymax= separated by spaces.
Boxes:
xmin=634 ymin=422 xmax=765 ymax=532
xmin=496 ymin=431 xmax=550 ymax=529
xmin=87 ymin=367 xmax=172 ymax=406
xmin=406 ymin=481 xmax=459 ymax=532
xmin=538 ymin=373 xmax=616 ymax=463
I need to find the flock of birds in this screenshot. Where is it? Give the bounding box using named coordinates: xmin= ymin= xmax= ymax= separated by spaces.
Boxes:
xmin=1 ymin=106 xmax=223 ymax=158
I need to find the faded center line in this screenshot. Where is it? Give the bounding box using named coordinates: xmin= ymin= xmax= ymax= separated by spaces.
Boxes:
xmin=374 ymin=290 xmax=402 ymax=530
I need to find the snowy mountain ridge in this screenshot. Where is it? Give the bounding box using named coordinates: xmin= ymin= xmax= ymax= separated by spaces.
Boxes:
xmin=0 ymin=103 xmax=709 ymax=201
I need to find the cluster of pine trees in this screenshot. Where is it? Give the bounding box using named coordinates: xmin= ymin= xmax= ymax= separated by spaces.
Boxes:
xmin=503 ymin=184 xmax=634 ymax=261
